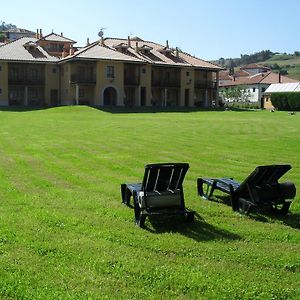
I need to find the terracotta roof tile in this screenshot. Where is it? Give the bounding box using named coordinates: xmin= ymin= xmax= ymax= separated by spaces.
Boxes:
xmin=41 ymin=32 xmax=76 ymax=44
xmin=0 ymin=37 xmax=58 ymax=62
xmin=219 ymin=71 xmax=298 ymax=87
xmin=240 ymin=63 xmax=271 ymax=70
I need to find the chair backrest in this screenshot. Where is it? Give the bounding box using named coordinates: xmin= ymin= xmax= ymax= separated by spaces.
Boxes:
xmin=236 ymin=164 xmax=292 ymax=195
xmin=141 ymin=163 xmax=189 ymax=193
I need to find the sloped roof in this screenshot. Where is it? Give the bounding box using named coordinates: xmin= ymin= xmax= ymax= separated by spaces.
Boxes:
xmin=241 ymin=63 xmax=271 ymax=70
xmin=219 ymin=71 xmax=298 ymax=87
xmin=265 ymin=82 xmax=300 ymax=93
xmin=61 ymin=41 xmax=143 ymax=63
xmin=41 ymin=32 xmax=76 ymax=43
xmin=104 ymin=37 xmax=222 ymax=70
xmin=0 ymin=37 xmax=58 ymax=62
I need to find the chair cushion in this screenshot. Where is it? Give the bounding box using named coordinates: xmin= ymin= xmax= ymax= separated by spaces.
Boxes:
xmin=138 ymin=190 xmax=182 ymax=209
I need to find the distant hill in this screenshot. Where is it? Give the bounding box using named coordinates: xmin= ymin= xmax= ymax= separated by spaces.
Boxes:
xmin=212 ymin=50 xmax=300 ymax=81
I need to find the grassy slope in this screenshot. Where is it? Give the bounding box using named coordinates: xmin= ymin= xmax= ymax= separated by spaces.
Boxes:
xmin=262 ymin=54 xmax=300 ymax=81
xmin=0 ymin=106 xmax=299 ymax=299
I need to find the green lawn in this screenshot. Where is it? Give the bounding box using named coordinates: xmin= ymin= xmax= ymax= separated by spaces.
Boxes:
xmin=0 ymin=106 xmax=299 ymax=299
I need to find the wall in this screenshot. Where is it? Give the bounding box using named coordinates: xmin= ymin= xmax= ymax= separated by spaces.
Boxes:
xmin=60 ymin=62 xmax=75 ymax=105
xmin=94 ymin=61 xmax=124 ymax=106
xmin=0 ymin=62 xmax=8 ymax=105
xmin=180 ymin=67 xmax=194 ymax=106
xmin=139 ymin=64 xmax=152 ymax=106
xmin=45 ymin=64 xmax=59 ymax=105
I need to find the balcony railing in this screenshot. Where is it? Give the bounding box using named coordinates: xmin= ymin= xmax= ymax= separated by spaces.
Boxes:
xmin=8 ymin=77 xmax=45 ymax=85
xmin=152 ymin=78 xmax=181 ymax=88
xmin=70 ymin=74 xmax=96 ymax=84
xmin=194 ymin=80 xmax=217 ymax=89
xmin=124 ymin=76 xmax=140 ymax=86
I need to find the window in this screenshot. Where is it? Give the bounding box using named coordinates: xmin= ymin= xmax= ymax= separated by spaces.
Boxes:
xmin=79 ymin=88 xmax=85 ymax=98
xmin=30 ymin=69 xmax=38 ymax=81
xmin=142 ymin=68 xmax=146 ymax=74
xmin=0 ymin=65 xmax=2 ymax=71
xmin=0 ymin=88 xmax=2 ymax=94
xmin=52 ymin=67 xmax=57 ymax=74
xmin=253 ymin=87 xmax=256 ymax=92
xmin=106 ymin=66 xmax=115 ymax=78
xmin=186 ymin=71 xmax=190 ymax=76
xmin=262 ymin=87 xmax=266 ymax=93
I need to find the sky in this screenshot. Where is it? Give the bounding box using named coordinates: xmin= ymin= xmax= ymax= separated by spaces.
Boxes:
xmin=1 ymin=0 xmax=300 ymax=61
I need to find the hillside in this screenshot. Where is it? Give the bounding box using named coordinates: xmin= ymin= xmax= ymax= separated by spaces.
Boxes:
xmin=213 ymin=52 xmax=300 ymax=81
xmin=262 ymin=54 xmax=300 ymax=80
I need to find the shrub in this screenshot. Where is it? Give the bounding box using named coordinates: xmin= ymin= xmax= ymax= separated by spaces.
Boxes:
xmin=271 ymin=92 xmax=300 ymax=111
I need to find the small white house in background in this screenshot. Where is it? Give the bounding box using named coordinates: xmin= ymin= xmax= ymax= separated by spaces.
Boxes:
xmin=219 ymin=63 xmax=298 ymax=107
xmin=263 ymin=82 xmax=300 ymax=109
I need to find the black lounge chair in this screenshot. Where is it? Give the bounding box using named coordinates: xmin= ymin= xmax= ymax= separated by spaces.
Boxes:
xmin=121 ymin=163 xmax=195 ymax=227
xmin=197 ymin=164 xmax=296 ymax=215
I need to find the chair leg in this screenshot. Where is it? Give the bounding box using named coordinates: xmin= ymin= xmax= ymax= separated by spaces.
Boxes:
xmin=273 ymin=201 xmax=291 ymax=215
xmin=121 ymin=184 xmax=132 ymax=206
xmin=197 ymin=179 xmax=216 ymax=200
xmin=133 ymin=194 xmax=146 ymax=227
xmin=184 ymin=211 xmax=195 ymax=223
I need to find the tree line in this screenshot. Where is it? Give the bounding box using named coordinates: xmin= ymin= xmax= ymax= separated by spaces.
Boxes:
xmin=218 ymin=50 xmax=274 ymax=68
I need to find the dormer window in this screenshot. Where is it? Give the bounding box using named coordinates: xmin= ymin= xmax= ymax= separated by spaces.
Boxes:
xmin=113 ymin=43 xmax=129 ymax=53
xmin=158 ymin=47 xmax=173 ymax=56
xmin=158 ymin=40 xmax=173 ymax=56
xmin=23 ymin=41 xmax=37 ymax=51
xmin=139 ymin=45 xmax=153 ymax=55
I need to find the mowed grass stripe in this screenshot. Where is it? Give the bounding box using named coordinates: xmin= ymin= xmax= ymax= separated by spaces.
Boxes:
xmin=0 ymin=107 xmax=300 ymax=299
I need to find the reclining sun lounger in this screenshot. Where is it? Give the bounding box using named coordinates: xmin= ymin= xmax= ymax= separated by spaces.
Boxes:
xmin=121 ymin=163 xmax=195 ymax=227
xmin=197 ymin=164 xmax=296 ymax=215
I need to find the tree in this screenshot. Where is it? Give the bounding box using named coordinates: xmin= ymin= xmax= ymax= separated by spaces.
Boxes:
xmin=0 ymin=33 xmax=5 ymax=42
xmin=0 ymin=21 xmax=17 ymax=31
xmin=229 ymin=59 xmax=235 ymax=75
xmin=220 ymin=85 xmax=251 ymax=103
xmin=219 ymin=57 xmax=225 ymax=66
xmin=294 ymin=51 xmax=300 ymax=57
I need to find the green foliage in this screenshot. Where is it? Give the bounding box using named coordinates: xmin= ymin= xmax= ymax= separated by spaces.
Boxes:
xmin=0 ymin=33 xmax=6 ymax=42
xmin=0 ymin=21 xmax=17 ymax=31
xmin=0 ymin=107 xmax=299 ymax=299
xmin=271 ymin=92 xmax=300 ymax=110
xmin=220 ymin=85 xmax=251 ymax=102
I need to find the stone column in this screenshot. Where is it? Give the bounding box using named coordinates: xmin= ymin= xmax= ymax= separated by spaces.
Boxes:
xmin=75 ymin=84 xmax=79 ymax=105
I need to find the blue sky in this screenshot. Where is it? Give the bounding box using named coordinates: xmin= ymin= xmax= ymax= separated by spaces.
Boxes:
xmin=2 ymin=0 xmax=300 ymax=60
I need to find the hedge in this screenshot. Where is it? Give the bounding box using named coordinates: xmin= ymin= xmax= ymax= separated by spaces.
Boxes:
xmin=271 ymin=92 xmax=300 ymax=111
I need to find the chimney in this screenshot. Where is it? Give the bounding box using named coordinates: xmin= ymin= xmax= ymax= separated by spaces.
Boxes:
xmin=135 ymin=41 xmax=139 ymax=52
xmin=62 ymin=48 xmax=66 ymax=58
xmin=166 ymin=40 xmax=169 ymax=48
xmin=175 ymin=47 xmax=179 ymax=58
xmin=36 ymin=29 xmax=39 ymax=39
xmin=233 ymin=75 xmax=236 ymax=81
xmin=39 ymin=29 xmax=43 ymax=38
xmin=61 ymin=32 xmax=63 ymax=37
xmin=86 ymin=37 xmax=90 ymax=46
xmin=69 ymin=45 xmax=74 ymax=56
xmin=100 ymin=36 xmax=105 ymax=46
xmin=128 ymin=36 xmax=131 ymax=48
xmin=279 ymin=72 xmax=281 ymax=83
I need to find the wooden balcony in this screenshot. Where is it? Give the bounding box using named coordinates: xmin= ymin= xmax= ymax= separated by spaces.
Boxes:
xmin=70 ymin=74 xmax=96 ymax=84
xmin=8 ymin=77 xmax=45 ymax=85
xmin=194 ymin=80 xmax=217 ymax=89
xmin=124 ymin=76 xmax=140 ymax=86
xmin=152 ymin=78 xmax=181 ymax=88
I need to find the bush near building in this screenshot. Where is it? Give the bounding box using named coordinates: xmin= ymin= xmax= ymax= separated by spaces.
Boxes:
xmin=271 ymin=92 xmax=300 ymax=110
